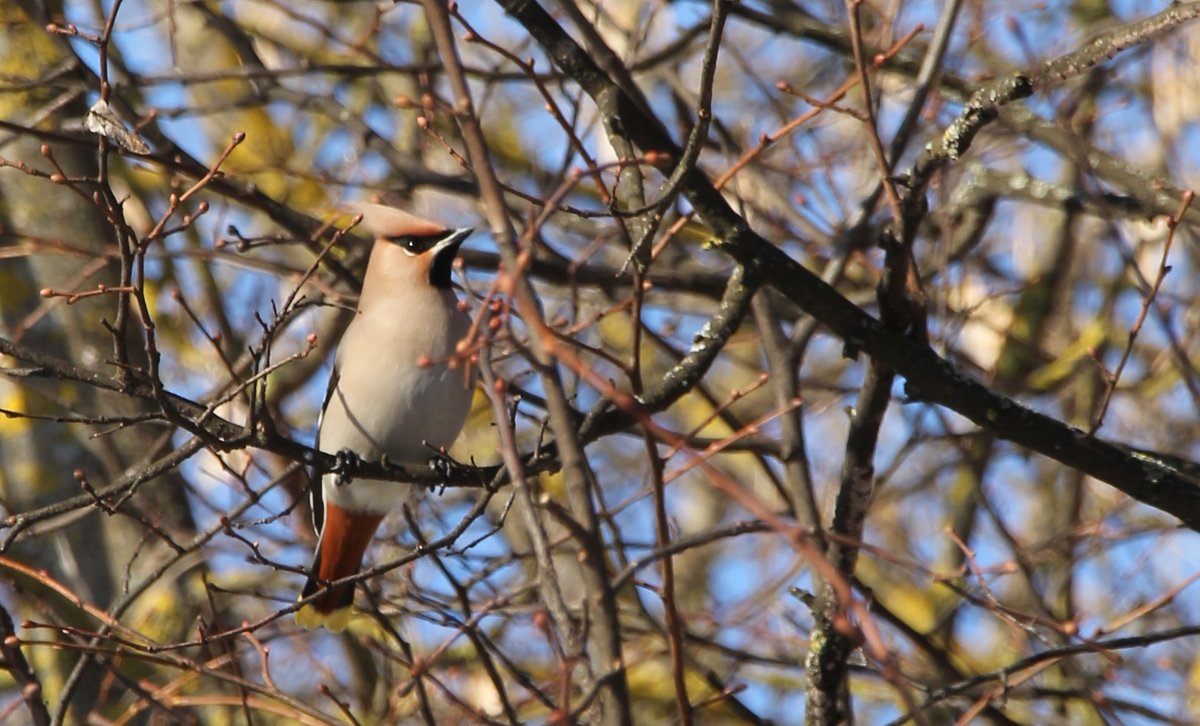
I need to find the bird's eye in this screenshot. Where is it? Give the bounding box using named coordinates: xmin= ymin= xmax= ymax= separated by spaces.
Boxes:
xmin=389 ymin=234 xmax=438 ymax=255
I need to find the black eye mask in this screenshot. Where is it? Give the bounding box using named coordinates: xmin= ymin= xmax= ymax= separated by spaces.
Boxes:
xmin=386 ymin=229 xmax=469 ymax=289
xmin=387 ymin=234 xmax=443 ymax=255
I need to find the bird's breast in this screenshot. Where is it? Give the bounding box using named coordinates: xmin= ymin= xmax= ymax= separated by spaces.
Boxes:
xmin=318 ymin=295 xmax=474 ymax=467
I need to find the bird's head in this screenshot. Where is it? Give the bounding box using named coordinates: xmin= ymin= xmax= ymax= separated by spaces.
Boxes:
xmin=342 ymin=201 xmax=473 ymax=289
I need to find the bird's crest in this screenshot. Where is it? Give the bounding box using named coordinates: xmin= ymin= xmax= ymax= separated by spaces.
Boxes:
xmin=341 ymin=202 xmax=446 ymax=238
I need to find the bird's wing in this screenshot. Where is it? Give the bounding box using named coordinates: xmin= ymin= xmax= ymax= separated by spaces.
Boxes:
xmin=309 ymin=364 xmax=341 ymax=536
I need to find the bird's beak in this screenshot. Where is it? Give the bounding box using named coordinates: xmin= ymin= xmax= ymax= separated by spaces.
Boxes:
xmin=428 ymin=227 xmax=473 ymax=289
xmin=433 ymin=227 xmax=473 ymax=258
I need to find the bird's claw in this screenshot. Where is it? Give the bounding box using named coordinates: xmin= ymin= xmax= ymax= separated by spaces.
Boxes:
xmin=333 ymin=449 xmax=362 ymax=487
xmin=428 ymin=449 xmax=465 ymax=490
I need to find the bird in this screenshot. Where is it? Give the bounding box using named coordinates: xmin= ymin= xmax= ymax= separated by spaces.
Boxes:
xmin=296 ymin=202 xmax=476 ymax=632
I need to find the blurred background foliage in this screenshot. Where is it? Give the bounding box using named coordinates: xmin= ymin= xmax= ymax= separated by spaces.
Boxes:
xmin=3 ymin=0 xmax=1200 ymax=723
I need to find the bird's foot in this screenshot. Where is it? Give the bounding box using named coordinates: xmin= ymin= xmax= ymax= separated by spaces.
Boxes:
xmin=426 ymin=446 xmax=467 ymax=491
xmin=333 ymin=449 xmax=363 ymax=487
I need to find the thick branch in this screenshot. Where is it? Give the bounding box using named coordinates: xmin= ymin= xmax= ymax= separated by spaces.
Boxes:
xmin=498 ymin=0 xmax=1200 ymax=530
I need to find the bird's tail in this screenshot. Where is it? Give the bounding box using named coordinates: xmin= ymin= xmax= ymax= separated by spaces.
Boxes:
xmin=296 ymin=505 xmax=384 ymax=632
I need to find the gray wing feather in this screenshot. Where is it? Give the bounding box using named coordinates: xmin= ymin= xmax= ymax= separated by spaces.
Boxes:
xmin=309 ymin=365 xmax=340 ymax=535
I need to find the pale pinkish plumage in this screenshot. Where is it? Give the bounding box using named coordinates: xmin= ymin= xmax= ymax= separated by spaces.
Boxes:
xmin=297 ymin=204 xmax=475 ymax=631
xmin=342 ymin=201 xmax=448 ymax=239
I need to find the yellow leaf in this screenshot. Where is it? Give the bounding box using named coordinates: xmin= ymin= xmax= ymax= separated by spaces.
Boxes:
xmin=1026 ymin=321 xmax=1107 ymax=390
